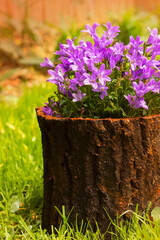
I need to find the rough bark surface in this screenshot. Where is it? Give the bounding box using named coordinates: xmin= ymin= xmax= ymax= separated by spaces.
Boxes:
xmin=36 ymin=106 xmax=160 ymax=233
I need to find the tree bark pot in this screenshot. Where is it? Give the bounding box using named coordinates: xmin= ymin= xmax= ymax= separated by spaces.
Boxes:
xmin=36 ymin=106 xmax=160 ymax=233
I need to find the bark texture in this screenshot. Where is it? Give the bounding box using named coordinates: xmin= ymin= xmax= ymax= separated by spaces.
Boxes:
xmin=36 ymin=106 xmax=160 ymax=233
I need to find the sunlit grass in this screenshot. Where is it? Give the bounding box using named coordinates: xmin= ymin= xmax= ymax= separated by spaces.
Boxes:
xmin=0 ymin=83 xmax=52 ymax=238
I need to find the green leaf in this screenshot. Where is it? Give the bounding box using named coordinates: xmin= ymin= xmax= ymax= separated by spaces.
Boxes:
xmin=0 ymin=40 xmax=24 ymax=59
xmin=63 ymin=105 xmax=72 ymax=117
xmin=0 ymin=68 xmax=21 ymax=82
xmin=59 ymin=99 xmax=66 ymax=107
xmin=8 ymin=195 xmax=21 ymax=213
xmin=6 ymin=18 xmax=23 ymax=33
xmin=17 ymin=57 xmax=42 ymax=66
xmin=151 ymin=207 xmax=160 ymax=223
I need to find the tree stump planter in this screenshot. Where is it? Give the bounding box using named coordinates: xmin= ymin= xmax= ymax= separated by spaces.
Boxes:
xmin=36 ymin=106 xmax=160 ymax=233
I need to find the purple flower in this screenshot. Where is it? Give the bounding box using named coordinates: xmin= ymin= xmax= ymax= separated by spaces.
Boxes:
xmin=42 ymin=22 xmax=160 ymax=117
xmin=43 ymin=100 xmax=57 ymax=116
xmin=126 ymin=35 xmax=144 ymax=54
xmin=81 ymin=23 xmax=100 ymax=43
xmin=147 ymin=78 xmax=160 ymax=93
xmin=94 ymin=64 xmax=111 ymax=85
xmin=103 ymin=22 xmax=120 ymax=39
xmin=58 ymin=59 xmax=71 ymax=73
xmin=126 ymin=50 xmax=142 ymax=71
xmin=47 ymin=66 xmax=64 ymax=85
xmin=43 ymin=104 xmax=54 ymax=116
xmin=72 ymin=90 xmax=86 ymax=102
xmin=147 ymin=27 xmax=160 ymax=45
xmin=149 ymin=54 xmax=160 ymax=70
xmin=132 ymin=81 xmax=150 ymax=97
xmin=72 ymin=72 xmax=85 ymax=87
xmin=81 ymin=22 xmax=99 ymax=35
xmin=57 ymin=84 xmax=66 ymax=95
xmin=110 ymin=42 xmax=124 ymax=56
xmin=107 ymin=43 xmax=124 ymax=69
xmin=69 ymin=59 xmax=85 ymax=73
xmin=147 ymin=43 xmax=160 ymax=56
xmin=107 ymin=54 xmax=119 ymax=69
xmin=83 ymin=72 xmax=98 ymax=89
xmin=82 ymin=41 xmax=104 ymax=65
xmin=128 ymin=55 xmax=156 ymax=81
xmin=66 ymin=38 xmax=77 ymax=51
xmin=92 ymin=83 xmax=108 ymax=100
xmin=140 ymin=66 xmax=155 ymax=80
xmin=40 ymin=57 xmax=54 ymax=68
xmin=125 ymin=95 xmax=148 ymax=110
xmin=69 ymin=78 xmax=78 ymax=91
xmin=130 ymin=35 xmax=144 ymax=47
xmin=55 ymin=42 xmax=68 ymax=58
xmin=83 ymin=64 xmax=111 ymax=88
xmin=100 ymin=34 xmax=113 ymax=48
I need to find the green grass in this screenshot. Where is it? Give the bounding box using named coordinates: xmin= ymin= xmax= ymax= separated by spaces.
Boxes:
xmin=0 ymin=83 xmax=160 ymax=239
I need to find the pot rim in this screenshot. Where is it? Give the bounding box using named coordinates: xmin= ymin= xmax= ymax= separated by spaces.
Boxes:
xmin=36 ymin=106 xmax=160 ymax=122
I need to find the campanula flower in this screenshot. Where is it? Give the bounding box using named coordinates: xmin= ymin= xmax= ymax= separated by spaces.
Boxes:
xmin=132 ymin=81 xmax=150 ymax=97
xmin=47 ymin=66 xmax=64 ymax=85
xmin=41 ymin=22 xmax=160 ymax=118
xmin=103 ymin=22 xmax=120 ymax=40
xmin=147 ymin=27 xmax=160 ymax=45
xmin=81 ymin=23 xmax=100 ymax=44
xmin=124 ymin=95 xmax=148 ymax=110
xmin=40 ymin=57 xmax=54 ymax=68
xmin=72 ymin=90 xmax=86 ymax=102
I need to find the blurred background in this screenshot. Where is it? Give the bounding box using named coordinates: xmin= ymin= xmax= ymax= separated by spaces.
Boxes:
xmin=1 ymin=1 xmax=160 ymax=238
xmin=0 ymin=0 xmax=160 ymax=102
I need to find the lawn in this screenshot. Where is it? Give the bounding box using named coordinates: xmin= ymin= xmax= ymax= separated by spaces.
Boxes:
xmin=0 ymin=83 xmax=50 ymax=239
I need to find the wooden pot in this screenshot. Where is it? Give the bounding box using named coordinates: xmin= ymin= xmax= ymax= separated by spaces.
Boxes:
xmin=36 ymin=106 xmax=160 ymax=233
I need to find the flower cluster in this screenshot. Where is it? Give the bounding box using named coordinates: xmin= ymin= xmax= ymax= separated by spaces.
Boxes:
xmin=41 ymin=22 xmax=160 ymax=118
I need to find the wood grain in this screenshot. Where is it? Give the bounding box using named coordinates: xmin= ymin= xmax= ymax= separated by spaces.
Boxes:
xmin=0 ymin=0 xmax=159 ymax=27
